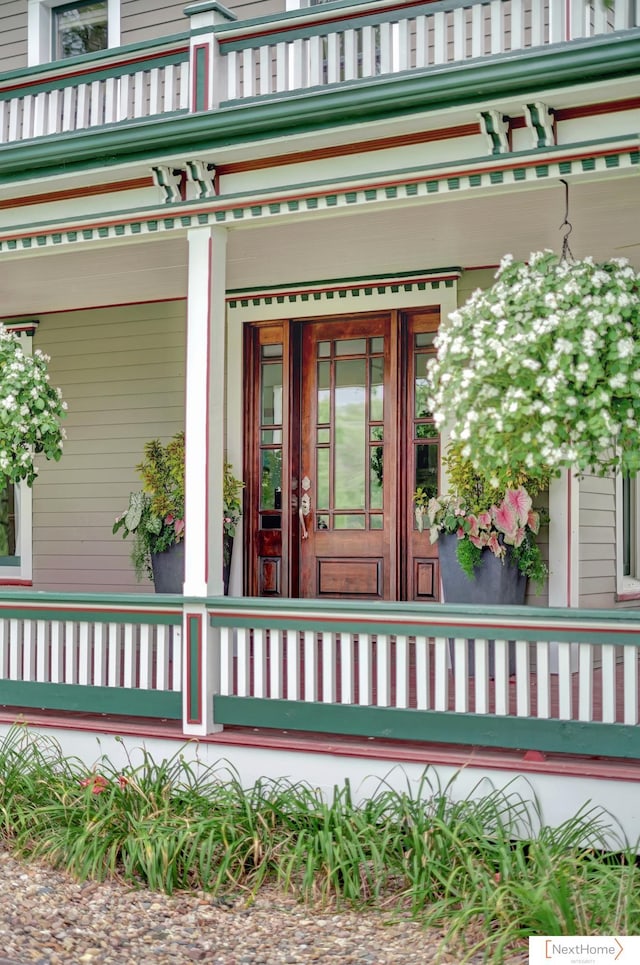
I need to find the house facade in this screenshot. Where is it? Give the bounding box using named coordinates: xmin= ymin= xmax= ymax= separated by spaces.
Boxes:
xmin=0 ymin=0 xmax=639 ymax=829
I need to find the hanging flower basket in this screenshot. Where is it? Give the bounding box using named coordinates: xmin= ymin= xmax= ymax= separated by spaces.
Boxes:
xmin=427 ymin=250 xmax=640 ymax=491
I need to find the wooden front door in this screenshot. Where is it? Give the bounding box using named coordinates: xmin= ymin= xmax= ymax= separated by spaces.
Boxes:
xmin=244 ymin=309 xmax=441 ymax=601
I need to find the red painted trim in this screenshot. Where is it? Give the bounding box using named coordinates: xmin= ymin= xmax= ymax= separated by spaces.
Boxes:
xmin=0 ymin=178 xmax=154 ymax=212
xmin=1 ymin=709 xmax=638 ymax=783
xmin=616 ymin=592 xmax=640 ymax=602
xmin=0 ymin=580 xmax=33 ymax=586
xmin=0 ymin=604 xmax=181 ymax=617
xmin=187 ymin=612 xmax=203 ymax=725
xmin=0 ymin=297 xmax=185 ymax=323
xmin=205 ymin=236 xmax=212 ymax=587
xmin=0 ymin=47 xmax=189 ymax=95
xmin=210 ymin=609 xmax=640 ymax=638
xmin=227 ymin=273 xmax=460 ymax=303
xmin=2 ymin=144 xmax=635 ymax=247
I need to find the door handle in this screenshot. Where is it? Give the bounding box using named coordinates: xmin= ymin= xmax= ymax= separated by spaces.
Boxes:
xmin=299 ymin=491 xmax=311 ymax=541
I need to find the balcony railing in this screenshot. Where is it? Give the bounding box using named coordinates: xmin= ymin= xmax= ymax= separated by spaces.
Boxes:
xmin=0 ymin=592 xmax=639 ymax=762
xmin=0 ymin=0 xmax=636 ymax=147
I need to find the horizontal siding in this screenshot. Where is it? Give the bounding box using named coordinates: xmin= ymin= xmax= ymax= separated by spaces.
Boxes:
xmin=0 ymin=1 xmax=27 ymax=72
xmin=32 ymin=301 xmax=186 ymax=593
xmin=121 ymin=0 xmax=187 ymax=44
xmin=579 ymin=473 xmax=616 ymax=609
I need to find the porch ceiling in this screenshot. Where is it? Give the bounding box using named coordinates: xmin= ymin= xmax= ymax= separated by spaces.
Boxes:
xmin=1 ymin=174 xmax=638 ymax=318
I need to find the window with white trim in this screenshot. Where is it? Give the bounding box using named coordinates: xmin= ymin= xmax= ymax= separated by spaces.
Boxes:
xmin=27 ymin=0 xmax=119 ymax=65
xmin=0 ymin=324 xmax=36 ymax=584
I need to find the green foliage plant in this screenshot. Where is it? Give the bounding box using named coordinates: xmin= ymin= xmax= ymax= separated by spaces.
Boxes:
xmin=113 ymin=432 xmax=243 ymax=581
xmin=427 ymin=251 xmax=640 ymax=491
xmin=0 ymin=330 xmax=67 ymax=486
xmin=414 ymin=442 xmax=548 ymax=586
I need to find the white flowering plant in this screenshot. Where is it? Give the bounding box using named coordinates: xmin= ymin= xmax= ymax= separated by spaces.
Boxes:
xmin=427 ymin=251 xmax=640 ymax=490
xmin=0 ymin=329 xmax=67 ymax=486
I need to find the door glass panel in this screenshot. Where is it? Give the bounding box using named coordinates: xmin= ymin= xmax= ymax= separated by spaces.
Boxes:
xmin=416 ymin=423 xmax=438 ymax=439
xmin=260 ymin=449 xmax=282 ymax=511
xmin=415 ymin=332 xmax=436 ymax=348
xmin=334 ymin=358 xmax=366 ymax=509
xmin=334 ymin=514 xmax=366 ymax=529
xmin=415 ymin=444 xmax=438 ymax=504
xmin=414 ymin=353 xmax=431 ymax=419
xmin=335 ymin=338 xmax=366 ymax=356
xmin=317 ymin=447 xmax=330 ymax=509
xmin=370 ymin=445 xmax=383 ymax=509
xmin=261 ymin=362 xmax=282 ymax=425
xmin=317 ymin=427 xmax=330 ymax=444
xmin=317 ymin=360 xmax=330 ymax=424
xmin=370 ymin=514 xmax=383 ymax=530
xmin=370 ymin=357 xmax=384 ymax=422
xmin=261 ymin=429 xmax=282 ymax=444
xmin=318 ymin=341 xmax=331 ymax=358
xmin=370 ymin=337 xmax=384 ymax=353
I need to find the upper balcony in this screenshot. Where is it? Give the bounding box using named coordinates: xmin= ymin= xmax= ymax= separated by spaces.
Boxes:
xmin=0 ymin=0 xmax=638 ymax=162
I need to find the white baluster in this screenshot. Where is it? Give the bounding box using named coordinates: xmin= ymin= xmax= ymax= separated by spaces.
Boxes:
xmin=104 ymin=76 xmax=118 ymax=122
xmin=269 ymin=628 xmax=283 ymax=699
xmin=47 ymin=89 xmax=60 ymax=134
xmin=361 ymin=24 xmax=376 ymax=76
xmin=344 ymin=29 xmax=357 ymax=81
xmin=78 ymin=622 xmax=90 ymax=685
xmin=286 ymin=628 xmax=299 ymax=701
xmin=510 ymin=0 xmax=525 ymax=49
xmin=50 ymin=622 xmax=63 ymax=683
xmin=557 ymin=642 xmax=573 ymax=720
xmin=397 ymin=19 xmax=409 ymax=71
xmin=93 ymin=624 xmax=106 ymax=686
xmin=0 ymin=101 xmax=6 ymax=143
xmin=9 ymin=619 xmax=20 ymax=680
xmin=236 ymin=626 xmax=250 ymax=697
xmin=90 ymin=79 xmax=102 ymax=126
xmin=107 ymin=623 xmax=120 ymax=687
xmin=36 ymin=620 xmax=48 ymax=682
xmin=276 ymin=41 xmax=288 ymax=91
xmin=219 ymin=625 xmax=234 ymax=696
xmin=379 ymin=22 xmax=392 ymax=73
xmin=22 ymin=622 xmax=34 ymax=682
xmin=434 ymin=636 xmax=449 ymax=711
xmin=242 ymin=48 xmax=254 ymax=98
xmin=376 ymin=634 xmax=390 ymax=707
xmin=291 ymin=37 xmax=305 ymax=89
xmin=493 ymin=639 xmax=509 ymax=716
xmin=148 ymin=67 xmax=161 ymax=114
xmin=8 ymin=98 xmax=20 ymax=141
xmin=322 ymin=631 xmax=336 ymax=703
xmin=474 ymin=638 xmax=489 ymax=714
xmin=395 ymin=634 xmax=409 ymax=708
xmin=531 ymin=0 xmax=545 ymax=46
xmin=340 ymin=632 xmax=353 ymax=704
xmin=303 ymin=630 xmax=317 ymax=701
xmin=452 ymin=7 xmax=466 ymax=60
xmin=453 ymin=638 xmax=469 ymax=712
xmin=259 ymin=45 xmax=272 ymax=96
xmin=357 ymin=632 xmax=372 ymax=705
xmin=179 ymin=61 xmax=190 ymax=109
xmin=593 ymin=0 xmax=609 ymax=34
xmin=21 ymin=95 xmax=33 ymax=139
xmin=118 ymin=73 xmax=130 ymax=120
xmin=601 ymin=643 xmax=616 ymax=723
xmin=133 ymin=72 xmax=144 ymax=117
xmin=515 ymin=640 xmax=530 ymax=716
xmin=65 ymin=621 xmax=77 ymax=684
xmin=61 ymin=85 xmax=74 ymax=132
xmin=164 ymin=65 xmax=175 ymax=112
xmin=227 ymin=50 xmax=239 ymax=99
xmin=415 ymin=634 xmax=430 ymax=710
xmin=156 ymin=624 xmax=169 ymax=690
xmin=171 ymin=626 xmax=181 ymax=692
xmin=326 ymin=33 xmax=340 ymax=83
xmin=433 ymin=11 xmax=447 ymax=64
xmin=123 ymin=623 xmax=135 ymax=688
xmin=76 ymin=84 xmax=89 ymax=129
xmin=623 ymin=644 xmax=638 ymax=725
xmin=578 ymin=642 xmax=593 ymax=721
xmin=535 ymin=639 xmax=551 ymax=718
xmin=490 ymin=0 xmax=503 ymax=54
xmin=139 ymin=624 xmax=152 ymax=689
xmin=253 ymin=627 xmax=266 ymax=697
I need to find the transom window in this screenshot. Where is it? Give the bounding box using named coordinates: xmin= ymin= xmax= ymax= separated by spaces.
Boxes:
xmin=53 ymin=0 xmax=108 ymax=59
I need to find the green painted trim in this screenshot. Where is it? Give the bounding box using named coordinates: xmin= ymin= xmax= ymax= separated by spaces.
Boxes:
xmin=187 ymin=613 xmax=201 ymax=723
xmin=0 ymin=34 xmax=191 ymax=88
xmin=185 ymin=0 xmax=236 ymax=21
xmin=0 ymin=606 xmax=182 ymax=625
xmin=0 ymin=32 xmax=638 ymax=183
xmin=214 ymin=697 xmax=640 ymax=759
xmin=0 ymin=681 xmax=181 ymax=718
xmin=0 ymin=556 xmax=20 ymax=567
xmin=194 ymin=45 xmax=208 ymax=113
xmin=0 ymin=51 xmax=190 ymax=101
xmin=227 ymin=267 xmax=461 ymax=295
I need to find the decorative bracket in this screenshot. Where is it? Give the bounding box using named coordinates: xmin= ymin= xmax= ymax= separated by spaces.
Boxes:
xmin=151 ymin=165 xmax=182 ymax=204
xmin=524 ymin=102 xmax=556 ymax=148
xmin=184 ymin=160 xmax=217 ymax=200
xmin=478 ymin=110 xmax=510 ymax=155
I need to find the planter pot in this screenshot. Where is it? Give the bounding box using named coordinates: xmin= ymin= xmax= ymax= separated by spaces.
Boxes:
xmin=438 ymin=533 xmax=525 ymax=675
xmin=151 ymin=541 xmax=185 ymax=594
xmin=223 ymin=534 xmax=233 ymax=596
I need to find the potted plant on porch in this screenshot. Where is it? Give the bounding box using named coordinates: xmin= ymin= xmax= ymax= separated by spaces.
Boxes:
xmin=423 ymin=248 xmax=640 ymax=601
xmin=113 ymin=431 xmax=244 ymax=593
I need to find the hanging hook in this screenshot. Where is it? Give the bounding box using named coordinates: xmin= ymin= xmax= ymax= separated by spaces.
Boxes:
xmin=559 ymin=178 xmax=574 ymax=262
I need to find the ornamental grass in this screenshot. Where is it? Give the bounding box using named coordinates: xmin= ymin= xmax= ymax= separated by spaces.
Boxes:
xmin=0 ymin=726 xmax=639 ymax=964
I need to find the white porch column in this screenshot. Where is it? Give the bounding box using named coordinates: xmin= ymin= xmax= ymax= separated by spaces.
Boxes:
xmin=183 ymin=224 xmax=227 ymax=735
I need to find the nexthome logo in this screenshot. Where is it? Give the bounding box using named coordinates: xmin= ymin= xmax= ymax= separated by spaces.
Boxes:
xmin=544 ymin=940 xmax=624 ymax=961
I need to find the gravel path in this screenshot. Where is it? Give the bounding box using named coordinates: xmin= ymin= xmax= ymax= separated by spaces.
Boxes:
xmin=0 ymin=850 xmax=527 ymax=965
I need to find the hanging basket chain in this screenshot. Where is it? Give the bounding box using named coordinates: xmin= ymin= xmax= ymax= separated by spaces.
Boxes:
xmin=559 ymin=178 xmax=574 ymax=262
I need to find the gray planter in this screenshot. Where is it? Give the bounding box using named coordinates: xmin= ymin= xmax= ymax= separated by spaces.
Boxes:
xmin=438 ymin=533 xmax=525 ymax=675
xmin=151 ymin=541 xmax=185 ymax=594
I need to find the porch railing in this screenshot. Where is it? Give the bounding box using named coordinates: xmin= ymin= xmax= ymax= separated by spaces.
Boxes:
xmin=0 ymin=0 xmax=636 ymax=146
xmin=1 ymin=592 xmax=639 ymax=762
